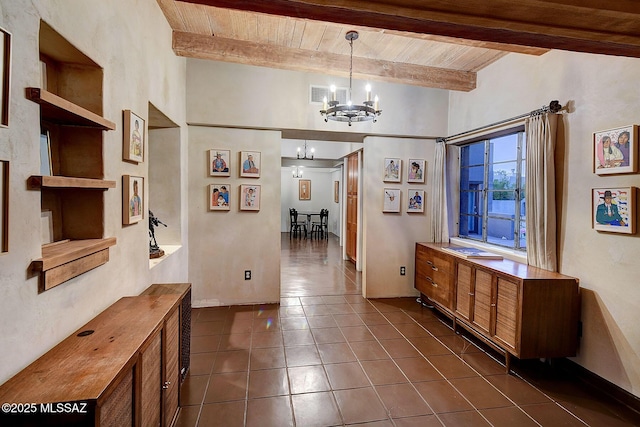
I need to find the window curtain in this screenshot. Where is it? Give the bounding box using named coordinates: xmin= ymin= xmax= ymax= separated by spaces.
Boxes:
xmin=431 ymin=140 xmax=450 ymax=243
xmin=525 ymin=113 xmax=558 ymax=271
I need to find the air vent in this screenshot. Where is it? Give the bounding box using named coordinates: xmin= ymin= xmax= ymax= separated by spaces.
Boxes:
xmin=310 ymin=85 xmax=348 ymax=105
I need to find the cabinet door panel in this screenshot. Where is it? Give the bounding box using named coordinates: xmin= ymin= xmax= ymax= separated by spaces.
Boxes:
xmin=99 ymin=368 xmax=134 ymax=427
xmin=164 ymin=308 xmax=180 ymax=426
xmin=141 ymin=331 xmax=162 ymax=427
xmin=455 ymin=263 xmax=472 ymax=320
xmin=495 ymin=278 xmax=519 ymax=350
xmin=472 ymin=269 xmax=492 ymax=333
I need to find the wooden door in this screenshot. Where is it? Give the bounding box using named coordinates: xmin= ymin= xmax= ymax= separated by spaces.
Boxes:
xmin=472 ymin=269 xmax=493 ymax=334
xmin=163 ymin=308 xmax=180 ymax=427
xmin=455 ymin=262 xmax=473 ymax=321
xmin=494 ymin=277 xmax=519 ymax=351
xmin=346 ymin=153 xmax=358 ymax=263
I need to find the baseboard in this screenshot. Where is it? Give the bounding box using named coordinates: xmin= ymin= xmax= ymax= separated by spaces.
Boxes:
xmin=555 ymin=358 xmax=640 ymax=416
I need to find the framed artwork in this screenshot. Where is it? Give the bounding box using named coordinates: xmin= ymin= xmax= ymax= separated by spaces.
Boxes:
xmin=209 ymin=149 xmax=230 ymax=177
xmin=123 ymin=175 xmax=144 ymax=225
xmin=0 ymin=27 xmax=11 ymax=127
xmin=407 ymin=189 xmax=425 ymax=213
xmin=407 ymin=159 xmax=426 ymax=183
xmin=383 ymin=188 xmax=401 ymax=213
xmin=123 ymin=110 xmax=145 ymax=163
xmin=240 ymin=151 xmax=260 ymax=177
xmin=383 ymin=158 xmax=401 ymax=182
xmin=334 ymin=181 xmax=339 ymax=203
xmin=299 ymin=179 xmax=311 ymax=200
xmin=593 ymin=125 xmax=637 ymax=175
xmin=209 ymin=184 xmax=230 ymax=211
xmin=40 ymin=130 xmax=53 ymax=176
xmin=240 ymin=184 xmax=261 ymax=211
xmin=592 ymin=187 xmax=635 ymax=234
xmin=0 ymin=160 xmax=8 ymax=252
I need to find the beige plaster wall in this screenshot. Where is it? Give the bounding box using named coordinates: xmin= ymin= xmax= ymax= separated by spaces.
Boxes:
xmin=187 ymin=126 xmax=281 ymax=307
xmin=0 ymin=0 xmax=188 ymax=384
xmin=449 ymin=50 xmax=640 ymax=397
xmin=362 ymin=137 xmax=437 ymax=298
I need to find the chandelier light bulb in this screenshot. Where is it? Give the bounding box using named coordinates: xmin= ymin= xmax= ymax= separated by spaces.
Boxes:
xmin=365 ymin=84 xmax=372 ymax=102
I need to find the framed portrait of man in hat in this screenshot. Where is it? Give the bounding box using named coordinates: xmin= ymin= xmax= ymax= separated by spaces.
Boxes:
xmin=592 ymin=187 xmax=636 ymax=234
xmin=209 ymin=149 xmax=230 ymax=177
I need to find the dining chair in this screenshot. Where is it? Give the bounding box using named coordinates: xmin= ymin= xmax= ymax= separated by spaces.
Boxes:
xmin=289 ymin=208 xmax=307 ymax=239
xmin=311 ymin=209 xmax=329 ymax=239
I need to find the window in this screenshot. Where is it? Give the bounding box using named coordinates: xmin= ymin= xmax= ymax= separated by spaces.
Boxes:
xmin=459 ymin=131 xmax=526 ymax=250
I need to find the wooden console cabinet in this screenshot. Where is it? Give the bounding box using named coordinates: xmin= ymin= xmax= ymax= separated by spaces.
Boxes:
xmin=415 ymin=243 xmax=580 ymax=370
xmin=0 ymin=284 xmax=191 ymax=427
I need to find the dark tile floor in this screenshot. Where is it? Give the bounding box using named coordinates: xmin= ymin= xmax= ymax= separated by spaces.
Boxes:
xmin=175 ymin=234 xmax=640 ymax=426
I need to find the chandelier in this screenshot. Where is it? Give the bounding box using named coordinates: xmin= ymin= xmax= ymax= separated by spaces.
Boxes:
xmin=291 ymin=166 xmax=303 ymax=178
xmin=297 ymin=141 xmax=315 ymax=160
xmin=320 ymin=31 xmax=381 ymax=126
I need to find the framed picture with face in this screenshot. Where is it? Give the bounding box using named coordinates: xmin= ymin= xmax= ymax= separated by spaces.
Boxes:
xmin=123 ymin=175 xmax=144 ymax=225
xmin=593 ymin=125 xmax=637 ymax=175
xmin=592 ymin=187 xmax=635 ymax=234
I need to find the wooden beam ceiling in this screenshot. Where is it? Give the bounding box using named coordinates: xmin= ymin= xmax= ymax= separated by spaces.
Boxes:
xmin=173 ymin=31 xmax=477 ymax=91
xmin=178 ymin=0 xmax=640 ymax=58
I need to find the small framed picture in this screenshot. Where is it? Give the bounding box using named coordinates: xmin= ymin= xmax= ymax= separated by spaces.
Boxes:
xmin=592 ymin=187 xmax=635 ymax=234
xmin=240 ymin=184 xmax=261 ymax=211
xmin=0 ymin=160 xmax=8 ymax=252
xmin=209 ymin=149 xmax=230 ymax=177
xmin=299 ymin=179 xmax=311 ymax=200
xmin=209 ymin=184 xmax=230 ymax=211
xmin=383 ymin=158 xmax=401 ymax=182
xmin=407 ymin=159 xmax=425 ymax=183
xmin=40 ymin=130 xmax=53 ymax=176
xmin=407 ymin=189 xmax=425 ymax=213
xmin=334 ymin=181 xmax=339 ymax=203
xmin=240 ymin=151 xmax=260 ymax=177
xmin=123 ymin=110 xmax=145 ymax=163
xmin=123 ymin=175 xmax=144 ymax=225
xmin=593 ymin=125 xmax=637 ymax=175
xmin=383 ymin=188 xmax=401 ymax=213
xmin=0 ymin=27 xmax=11 ymax=127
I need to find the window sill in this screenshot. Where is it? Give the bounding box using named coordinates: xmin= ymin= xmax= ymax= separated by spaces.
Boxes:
xmin=449 ymin=237 xmax=527 ymax=264
xmin=149 ymin=244 xmax=182 ymax=269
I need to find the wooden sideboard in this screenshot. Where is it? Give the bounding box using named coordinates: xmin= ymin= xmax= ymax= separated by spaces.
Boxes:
xmin=0 ymin=283 xmax=191 ymax=427
xmin=415 ymin=243 xmax=580 ymax=370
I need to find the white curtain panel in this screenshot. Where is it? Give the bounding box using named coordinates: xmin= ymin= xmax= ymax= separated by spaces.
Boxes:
xmin=431 ymin=140 xmax=450 ymax=243
xmin=525 ymin=113 xmax=558 ymax=271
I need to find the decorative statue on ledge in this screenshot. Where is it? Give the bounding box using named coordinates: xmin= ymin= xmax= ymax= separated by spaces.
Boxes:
xmin=149 ymin=210 xmax=167 ymax=259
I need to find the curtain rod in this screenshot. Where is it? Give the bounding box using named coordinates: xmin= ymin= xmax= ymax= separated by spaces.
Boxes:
xmin=438 ymin=100 xmax=563 ymax=143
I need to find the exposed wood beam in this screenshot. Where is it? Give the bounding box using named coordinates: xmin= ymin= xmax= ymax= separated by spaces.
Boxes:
xmin=173 ymin=31 xmax=476 ymax=91
xmin=178 ymin=0 xmax=640 ymax=58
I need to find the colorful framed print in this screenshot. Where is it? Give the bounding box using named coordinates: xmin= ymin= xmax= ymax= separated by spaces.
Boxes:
xmin=240 ymin=151 xmax=260 ymax=177
xmin=407 ymin=159 xmax=425 ymax=183
xmin=593 ymin=125 xmax=637 ymax=175
xmin=407 ymin=189 xmax=425 ymax=213
xmin=299 ymin=179 xmax=311 ymax=200
xmin=240 ymin=184 xmax=261 ymax=211
xmin=123 ymin=175 xmax=144 ymax=225
xmin=123 ymin=110 xmax=145 ymax=163
xmin=383 ymin=158 xmax=401 ymax=182
xmin=592 ymin=187 xmax=635 ymax=234
xmin=209 ymin=149 xmax=230 ymax=177
xmin=209 ymin=184 xmax=230 ymax=211
xmin=383 ymin=188 xmax=401 ymax=213
xmin=0 ymin=160 xmax=8 ymax=252
xmin=0 ymin=27 xmax=11 ymax=127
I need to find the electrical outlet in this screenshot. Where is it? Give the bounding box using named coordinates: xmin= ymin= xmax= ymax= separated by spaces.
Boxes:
xmin=400 ymin=266 xmax=406 ymax=276
xmin=245 ymin=270 xmax=251 ymax=280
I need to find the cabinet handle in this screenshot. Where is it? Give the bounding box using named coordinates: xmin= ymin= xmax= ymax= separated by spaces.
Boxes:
xmin=469 ymin=293 xmax=474 ymax=296
xmin=431 ymin=282 xmax=438 ymax=288
xmin=426 ymin=261 xmax=439 ymax=271
xmin=426 ymin=260 xmax=434 ymax=266
xmin=490 ymin=304 xmax=496 ymax=307
xmin=162 ymin=381 xmax=171 ymax=390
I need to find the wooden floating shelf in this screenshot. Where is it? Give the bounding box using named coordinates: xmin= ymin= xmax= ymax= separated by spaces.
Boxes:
xmin=28 ymin=175 xmax=116 ymax=190
xmin=31 ymin=238 xmax=117 ymax=293
xmin=25 ymin=87 xmax=116 ymax=130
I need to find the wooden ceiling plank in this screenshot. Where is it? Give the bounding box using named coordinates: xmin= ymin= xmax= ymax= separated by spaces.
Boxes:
xmin=156 ymin=0 xmax=188 ymax=31
xmin=178 ymin=0 xmax=640 ymax=57
xmin=172 ymin=31 xmax=476 ymax=91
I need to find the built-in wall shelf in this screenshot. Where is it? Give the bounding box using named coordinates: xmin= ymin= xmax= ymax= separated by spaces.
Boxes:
xmin=26 ymin=88 xmax=115 ymax=130
xmin=32 ymin=238 xmax=117 ymax=291
xmin=28 ymin=175 xmax=116 ymax=190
